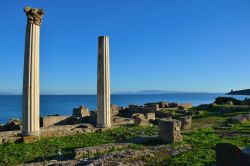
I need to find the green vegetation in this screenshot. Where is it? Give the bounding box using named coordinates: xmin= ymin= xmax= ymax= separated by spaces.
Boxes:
xmin=166 ymin=127 xmax=249 ymax=166
xmin=0 ymin=126 xmax=158 ymax=165
xmin=0 ymin=105 xmax=249 ymax=165
xmin=214 ymin=97 xmax=243 ymax=105
xmin=227 ymin=89 xmax=250 ymax=95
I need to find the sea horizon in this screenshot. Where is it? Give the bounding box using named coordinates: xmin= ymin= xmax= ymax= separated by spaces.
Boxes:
xmin=0 ymin=93 xmax=248 ymax=124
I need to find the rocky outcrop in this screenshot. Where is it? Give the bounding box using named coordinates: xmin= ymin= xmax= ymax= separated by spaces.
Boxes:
xmin=216 ymin=143 xmax=250 ymax=166
xmin=0 ymin=119 xmax=22 ymax=132
xmin=72 ymin=106 xmax=90 ymax=117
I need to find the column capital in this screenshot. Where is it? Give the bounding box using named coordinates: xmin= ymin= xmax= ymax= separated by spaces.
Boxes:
xmin=24 ymin=7 xmax=44 ymax=26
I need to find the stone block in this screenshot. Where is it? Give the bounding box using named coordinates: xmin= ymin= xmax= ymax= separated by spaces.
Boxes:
xmin=134 ymin=117 xmax=149 ymax=126
xmin=145 ymin=112 xmax=155 ymax=120
xmin=178 ymin=116 xmax=192 ymax=130
xmin=178 ymin=103 xmax=192 ymax=109
xmin=111 ymin=104 xmax=121 ymax=116
xmin=216 ymin=143 xmax=250 ymax=166
xmin=23 ymin=135 xmax=41 ymax=143
xmin=41 ymin=116 xmax=71 ymax=127
xmin=158 ymin=119 xmax=182 ymax=143
xmin=131 ymin=113 xmax=145 ymax=119
xmin=73 ymin=106 xmax=90 ymax=117
xmin=168 ymin=103 xmax=178 ymax=108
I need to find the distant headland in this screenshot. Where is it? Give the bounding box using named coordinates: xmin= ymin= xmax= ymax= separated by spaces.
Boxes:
xmin=227 ymin=89 xmax=250 ymax=95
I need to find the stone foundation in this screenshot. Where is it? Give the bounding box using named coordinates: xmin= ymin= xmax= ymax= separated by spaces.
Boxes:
xmin=41 ymin=116 xmax=71 ymax=127
xmin=158 ymin=119 xmax=182 ymax=143
xmin=178 ymin=116 xmax=192 ymax=130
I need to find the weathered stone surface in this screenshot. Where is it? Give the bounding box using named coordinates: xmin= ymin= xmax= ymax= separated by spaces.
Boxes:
xmin=22 ymin=7 xmax=44 ymax=136
xmin=127 ymin=105 xmax=155 ymax=116
xmin=178 ymin=116 xmax=192 ymax=130
xmin=0 ymin=136 xmax=22 ymax=144
xmin=23 ymin=135 xmax=41 ymax=143
xmin=216 ymin=143 xmax=250 ymax=166
xmin=112 ymin=117 xmax=134 ymax=126
xmin=158 ymin=119 xmax=182 ymax=143
xmin=0 ymin=119 xmax=22 ymax=131
xmin=111 ymin=104 xmax=122 ymax=116
xmin=144 ymin=103 xmax=160 ymax=110
xmin=41 ymin=116 xmax=71 ymax=127
xmin=97 ymin=36 xmax=111 ymax=128
xmin=168 ymin=103 xmax=178 ymax=108
xmin=145 ymin=112 xmax=155 ymax=120
xmin=131 ymin=113 xmax=145 ymax=119
xmin=19 ymin=144 xmax=192 ymax=165
xmin=90 ymin=111 xmax=97 ymax=125
xmin=134 ymin=117 xmax=149 ymax=126
xmin=155 ymin=111 xmax=173 ymax=119
xmin=73 ymin=106 xmax=90 ymax=117
xmin=178 ymin=103 xmax=192 ymax=109
xmin=78 ymin=144 xmax=191 ymax=166
xmin=24 ymin=7 xmax=44 ymax=26
xmin=75 ymin=143 xmax=132 ymax=159
xmin=175 ymin=109 xmax=189 ymax=115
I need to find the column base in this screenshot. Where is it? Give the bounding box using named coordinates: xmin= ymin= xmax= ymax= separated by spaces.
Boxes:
xmin=22 ymin=130 xmax=40 ymax=137
xmin=96 ymin=123 xmax=112 ymax=128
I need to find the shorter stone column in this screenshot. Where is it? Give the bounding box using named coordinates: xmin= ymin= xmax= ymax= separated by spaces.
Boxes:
xmin=178 ymin=116 xmax=192 ymax=130
xmin=158 ymin=119 xmax=182 ymax=143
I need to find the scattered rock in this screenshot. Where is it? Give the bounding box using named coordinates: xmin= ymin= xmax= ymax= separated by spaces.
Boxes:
xmin=0 ymin=118 xmax=22 ymax=131
xmin=168 ymin=103 xmax=178 ymax=108
xmin=77 ymin=144 xmax=191 ymax=166
xmin=229 ymin=114 xmax=249 ymax=124
xmin=134 ymin=116 xmax=149 ymax=126
xmin=73 ymin=106 xmax=90 ymax=117
xmin=111 ymin=104 xmax=122 ymax=116
xmin=112 ymin=117 xmax=134 ymax=126
xmin=75 ymin=143 xmax=132 ymax=159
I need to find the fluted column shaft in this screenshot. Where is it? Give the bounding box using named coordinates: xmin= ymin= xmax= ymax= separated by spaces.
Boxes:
xmin=97 ymin=36 xmax=111 ymax=128
xmin=22 ymin=7 xmax=44 ymax=136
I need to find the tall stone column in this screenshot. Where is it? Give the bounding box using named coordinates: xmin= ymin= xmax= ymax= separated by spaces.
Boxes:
xmin=97 ymin=36 xmax=111 ymax=128
xmin=22 ymin=7 xmax=44 ymax=136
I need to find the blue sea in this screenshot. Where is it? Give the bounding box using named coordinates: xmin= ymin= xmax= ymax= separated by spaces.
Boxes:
xmin=0 ymin=93 xmax=248 ymax=124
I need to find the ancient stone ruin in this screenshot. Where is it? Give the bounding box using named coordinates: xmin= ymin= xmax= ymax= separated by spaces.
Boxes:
xmin=158 ymin=119 xmax=183 ymax=143
xmin=22 ymin=7 xmax=44 ymax=137
xmin=97 ymin=36 xmax=111 ymax=128
xmin=216 ymin=143 xmax=250 ymax=166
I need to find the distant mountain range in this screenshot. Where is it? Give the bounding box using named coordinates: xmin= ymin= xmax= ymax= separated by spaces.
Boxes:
xmin=227 ymin=89 xmax=250 ymax=95
xmin=113 ymin=90 xmax=216 ymax=95
xmin=0 ymin=92 xmax=13 ymax=95
xmin=0 ymin=90 xmax=223 ymax=95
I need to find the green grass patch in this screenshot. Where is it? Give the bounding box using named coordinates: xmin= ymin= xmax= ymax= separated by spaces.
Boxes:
xmin=166 ymin=127 xmax=250 ymax=166
xmin=0 ymin=126 xmax=159 ymax=165
xmin=228 ymin=121 xmax=250 ymax=133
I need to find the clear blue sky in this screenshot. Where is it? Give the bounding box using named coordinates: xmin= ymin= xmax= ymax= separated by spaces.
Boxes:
xmin=0 ymin=0 xmax=250 ymax=94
